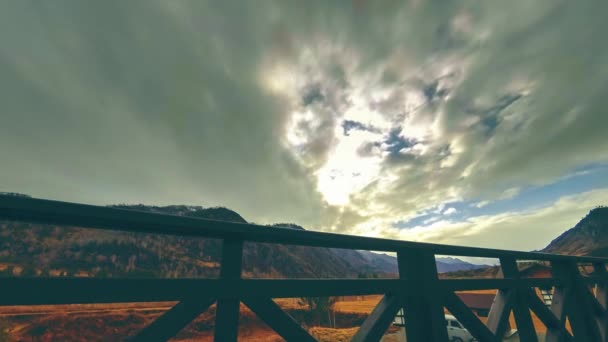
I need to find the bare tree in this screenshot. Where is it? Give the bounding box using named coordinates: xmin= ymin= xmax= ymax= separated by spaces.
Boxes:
xmin=298 ymin=297 xmax=337 ymax=327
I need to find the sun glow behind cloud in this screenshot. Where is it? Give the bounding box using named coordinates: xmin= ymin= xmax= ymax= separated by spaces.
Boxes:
xmin=260 ymin=12 xmax=608 ymax=240
xmin=316 ymin=127 xmax=383 ymax=205
xmin=265 ymin=46 xmax=454 ymax=207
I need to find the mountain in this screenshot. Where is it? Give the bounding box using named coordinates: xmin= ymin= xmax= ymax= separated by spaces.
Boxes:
xmin=542 ymin=206 xmax=608 ymax=256
xmin=437 ymin=256 xmax=469 ymax=265
xmin=0 ymin=205 xmax=362 ymax=279
xmin=435 ymin=257 xmax=490 ymax=273
xmin=353 ymin=251 xmax=487 ymax=274
xmin=356 ymin=250 xmax=399 ymax=273
xmin=0 ymin=198 xmax=490 ymax=279
xmin=111 ymin=204 xmax=248 ymax=223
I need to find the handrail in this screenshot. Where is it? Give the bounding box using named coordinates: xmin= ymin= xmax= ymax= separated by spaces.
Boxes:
xmin=2 ymin=194 xmax=608 ymax=342
xmin=0 ymin=195 xmax=604 ymax=262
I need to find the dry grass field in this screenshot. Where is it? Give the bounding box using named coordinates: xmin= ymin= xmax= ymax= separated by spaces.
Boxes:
xmin=330 ymin=292 xmax=559 ymax=336
xmin=334 ymin=296 xmax=383 ymax=314
xmin=0 ymin=291 xmax=566 ymax=341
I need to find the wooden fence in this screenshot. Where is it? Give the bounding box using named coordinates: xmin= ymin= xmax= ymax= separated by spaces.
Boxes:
xmin=1 ymin=195 xmax=607 ymax=341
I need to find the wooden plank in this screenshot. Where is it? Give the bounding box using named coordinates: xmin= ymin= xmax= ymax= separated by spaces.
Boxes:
xmin=444 ymin=292 xmax=498 ymax=342
xmin=214 ymin=239 xmax=243 ymax=342
xmin=2 ymin=195 xmax=608 ymax=262
xmin=0 ymin=277 xmax=569 ymax=306
xmin=587 ymin=290 xmax=607 ymax=317
xmin=439 ymin=278 xmax=560 ymax=291
xmin=351 ymin=295 xmax=401 ymax=342
xmin=215 ymin=298 xmax=239 ymax=342
xmin=486 ymin=289 xmax=513 ymax=339
xmin=129 ymin=297 xmax=215 ymax=342
xmin=500 ymin=257 xmax=537 ymax=341
xmin=242 ymin=297 xmax=316 ymax=342
xmin=526 ymin=290 xmax=571 ymax=341
xmin=577 ymin=282 xmax=606 ymax=341
xmin=584 ymin=275 xmax=608 ymax=284
xmin=0 ymin=278 xmax=404 ymax=305
xmin=398 ymin=250 xmax=449 ymax=342
xmin=593 ymin=262 xmax=608 ymax=341
xmin=240 ymin=279 xmax=402 ymax=298
xmin=551 ymin=261 xmax=601 ymax=342
xmin=571 ymin=267 xmax=602 ymax=341
xmin=0 ymin=278 xmax=221 ymax=305
xmin=546 ymin=285 xmax=569 ymax=342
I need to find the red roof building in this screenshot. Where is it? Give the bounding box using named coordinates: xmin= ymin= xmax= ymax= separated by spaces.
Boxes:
xmin=456 ymin=293 xmax=495 ymax=317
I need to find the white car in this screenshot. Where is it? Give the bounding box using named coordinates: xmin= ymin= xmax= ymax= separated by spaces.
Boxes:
xmin=445 ymin=314 xmax=475 ymax=342
xmin=392 ymin=310 xmax=475 ymax=342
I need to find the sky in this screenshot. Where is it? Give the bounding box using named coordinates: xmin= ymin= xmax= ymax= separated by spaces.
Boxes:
xmin=1 ymin=1 xmax=608 ymax=253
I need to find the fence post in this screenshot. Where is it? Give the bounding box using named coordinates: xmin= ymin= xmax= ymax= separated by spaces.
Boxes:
xmin=593 ymin=262 xmax=608 ymax=341
xmin=397 ymin=249 xmax=448 ymax=342
xmin=214 ymin=239 xmax=243 ymax=342
xmin=550 ymin=261 xmax=601 ymax=341
xmin=500 ymin=257 xmax=537 ymax=341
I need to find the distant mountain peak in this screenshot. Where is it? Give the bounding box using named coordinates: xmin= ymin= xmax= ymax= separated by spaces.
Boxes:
xmin=110 ymin=204 xmax=247 ymax=223
xmin=271 ymin=223 xmax=306 ymax=230
xmin=436 ymin=256 xmax=464 ymax=265
xmin=0 ymin=192 xmax=31 ymax=198
xmin=542 ymin=206 xmax=608 ymax=256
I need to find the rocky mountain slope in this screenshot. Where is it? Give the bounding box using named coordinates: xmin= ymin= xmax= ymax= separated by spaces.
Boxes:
xmin=542 ymin=206 xmax=608 ymax=256
xmin=0 ymin=199 xmax=486 ymax=279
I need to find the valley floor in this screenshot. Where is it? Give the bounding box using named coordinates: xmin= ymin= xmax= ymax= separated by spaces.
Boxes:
xmin=0 ymin=293 xmax=555 ymax=341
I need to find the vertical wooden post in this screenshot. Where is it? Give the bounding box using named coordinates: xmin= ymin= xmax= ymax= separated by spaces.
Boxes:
xmin=595 ymin=263 xmax=608 ymax=310
xmin=545 ymin=272 xmax=569 ymax=342
xmin=593 ymin=262 xmax=608 ymax=342
xmin=214 ymin=239 xmax=243 ymax=342
xmin=500 ymin=257 xmax=537 ymax=341
xmin=550 ymin=261 xmax=601 ymax=341
xmin=397 ymin=249 xmax=448 ymax=342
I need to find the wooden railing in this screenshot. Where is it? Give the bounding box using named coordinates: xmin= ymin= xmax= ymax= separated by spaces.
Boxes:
xmin=1 ymin=195 xmax=607 ymax=341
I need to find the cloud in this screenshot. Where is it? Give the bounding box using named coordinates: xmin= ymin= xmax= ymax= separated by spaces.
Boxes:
xmin=443 ymin=207 xmax=458 ymax=215
xmin=392 ymin=189 xmax=608 ymax=251
xmin=0 ymin=1 xmax=330 ymax=227
xmin=1 ymin=0 xmax=607 ymax=245
xmin=474 ymin=201 xmax=490 ymax=208
xmin=341 ymin=120 xmax=380 ymax=137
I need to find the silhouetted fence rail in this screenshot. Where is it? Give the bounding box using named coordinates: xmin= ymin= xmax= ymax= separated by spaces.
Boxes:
xmin=1 ymin=195 xmax=607 ymax=341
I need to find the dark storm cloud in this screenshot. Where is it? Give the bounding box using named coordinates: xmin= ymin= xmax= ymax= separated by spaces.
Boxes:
xmin=466 ymin=93 xmax=524 ymax=136
xmin=0 ymin=1 xmax=329 ymax=226
xmin=302 ymin=85 xmax=325 ymax=107
xmin=1 ymin=0 xmax=608 ymax=240
xmin=341 ymin=120 xmax=380 ymax=136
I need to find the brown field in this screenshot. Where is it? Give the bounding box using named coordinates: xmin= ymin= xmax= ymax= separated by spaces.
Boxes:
xmin=0 ymin=302 xmax=177 ymax=317
xmin=333 ymin=296 xmax=383 ymax=314
xmin=0 ymin=292 xmax=559 ymax=341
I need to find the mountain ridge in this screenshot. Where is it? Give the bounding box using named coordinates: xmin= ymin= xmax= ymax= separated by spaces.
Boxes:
xmin=0 ymin=196 xmax=486 ymax=278
xmin=542 ymin=206 xmax=608 ymax=256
